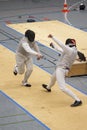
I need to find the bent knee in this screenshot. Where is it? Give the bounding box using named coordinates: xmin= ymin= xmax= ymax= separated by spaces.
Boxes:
xmin=19 ymin=71 xmax=24 ymax=75
xmin=18 ymin=69 xmax=25 ymax=74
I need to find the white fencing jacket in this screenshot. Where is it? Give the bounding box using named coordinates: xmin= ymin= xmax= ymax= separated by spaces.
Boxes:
xmin=52 ymin=36 xmax=77 ymax=69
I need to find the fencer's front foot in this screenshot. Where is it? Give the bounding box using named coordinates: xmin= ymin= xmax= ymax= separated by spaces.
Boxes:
xmin=42 ymin=84 xmax=51 ymax=92
xmin=71 ymin=100 xmax=82 ymax=107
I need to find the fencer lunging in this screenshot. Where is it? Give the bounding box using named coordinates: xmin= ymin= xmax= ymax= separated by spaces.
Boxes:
xmin=42 ymin=34 xmax=82 ymax=107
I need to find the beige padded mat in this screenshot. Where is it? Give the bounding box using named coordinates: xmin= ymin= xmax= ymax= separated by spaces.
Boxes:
xmin=1 ymin=20 xmax=87 ymax=130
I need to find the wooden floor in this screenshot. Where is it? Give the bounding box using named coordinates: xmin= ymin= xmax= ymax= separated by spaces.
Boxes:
xmin=0 ymin=20 xmax=87 ymax=130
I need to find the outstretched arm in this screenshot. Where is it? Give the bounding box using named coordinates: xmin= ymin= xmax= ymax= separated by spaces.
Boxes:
xmin=50 ymin=42 xmax=63 ymax=52
xmin=48 ymin=34 xmax=72 ymax=54
xmin=22 ymin=42 xmax=42 ymax=59
xmin=48 ymin=34 xmax=65 ymax=49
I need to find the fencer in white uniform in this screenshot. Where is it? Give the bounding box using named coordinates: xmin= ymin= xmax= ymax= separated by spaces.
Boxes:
xmin=42 ymin=34 xmax=82 ymax=107
xmin=13 ymin=29 xmax=42 ymax=87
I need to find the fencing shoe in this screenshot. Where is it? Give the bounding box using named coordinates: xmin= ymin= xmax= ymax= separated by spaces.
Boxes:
xmin=42 ymin=84 xmax=51 ymax=92
xmin=22 ymin=82 xmax=31 ymax=87
xmin=13 ymin=65 xmax=18 ymax=75
xmin=71 ymin=100 xmax=82 ymax=107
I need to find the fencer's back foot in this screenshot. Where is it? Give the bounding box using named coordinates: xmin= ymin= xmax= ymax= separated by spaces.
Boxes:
xmin=13 ymin=71 xmax=17 ymax=75
xmin=13 ymin=65 xmax=18 ymax=76
xmin=24 ymin=84 xmax=31 ymax=87
xmin=22 ymin=82 xmax=32 ymax=87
